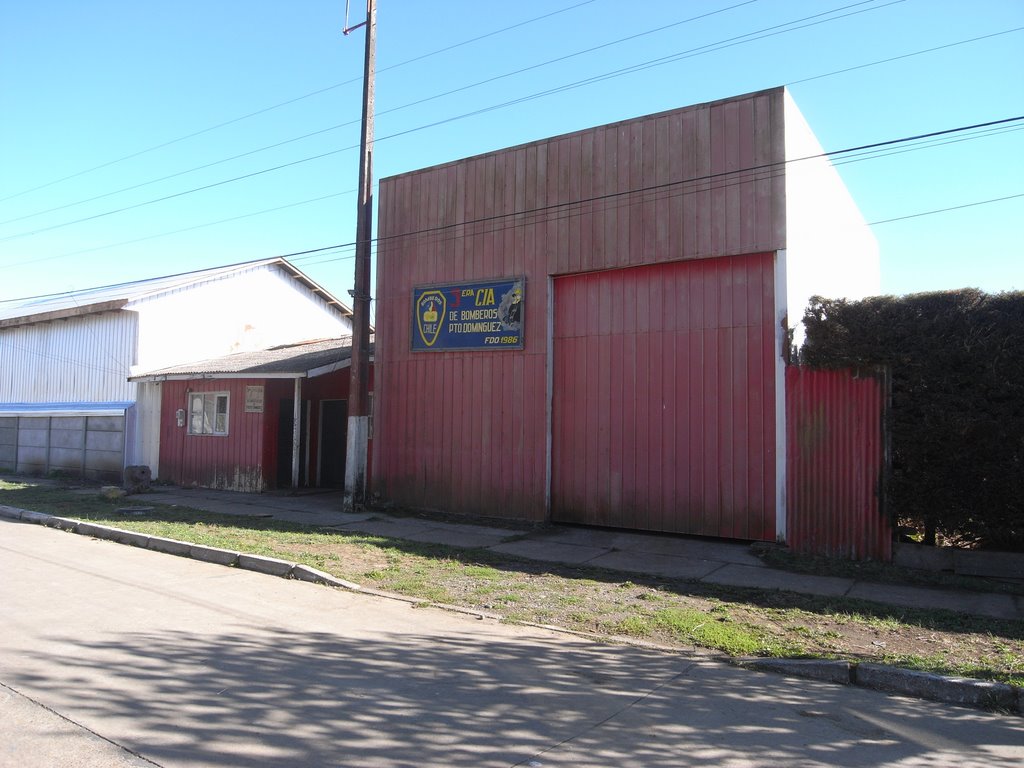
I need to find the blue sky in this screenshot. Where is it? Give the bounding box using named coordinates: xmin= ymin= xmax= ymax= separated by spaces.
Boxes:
xmin=1 ymin=0 xmax=1021 ymax=309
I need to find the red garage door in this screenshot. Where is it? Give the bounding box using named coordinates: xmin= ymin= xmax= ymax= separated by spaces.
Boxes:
xmin=551 ymin=254 xmax=777 ymax=540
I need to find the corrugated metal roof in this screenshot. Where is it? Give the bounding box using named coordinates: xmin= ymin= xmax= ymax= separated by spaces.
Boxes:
xmin=0 ymin=258 xmax=352 ymax=325
xmin=130 ymin=337 xmax=371 ymax=380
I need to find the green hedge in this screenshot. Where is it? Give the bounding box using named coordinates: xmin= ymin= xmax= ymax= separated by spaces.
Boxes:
xmin=800 ymin=289 xmax=1024 ymax=551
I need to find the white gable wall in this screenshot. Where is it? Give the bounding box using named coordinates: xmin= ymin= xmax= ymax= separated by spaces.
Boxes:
xmin=126 ymin=263 xmax=352 ymax=475
xmin=783 ymin=90 xmax=880 ymax=341
xmin=129 ymin=263 xmax=352 ymax=375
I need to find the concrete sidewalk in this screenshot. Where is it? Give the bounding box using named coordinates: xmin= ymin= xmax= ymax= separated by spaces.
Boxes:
xmin=127 ymin=486 xmax=1024 ymax=623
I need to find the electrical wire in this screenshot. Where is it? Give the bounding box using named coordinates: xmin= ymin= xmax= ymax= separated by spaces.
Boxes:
xmin=868 ymin=193 xmax=1024 ymax=225
xmin=363 ymin=116 xmax=1024 ymax=249
xmin=2 ymin=115 xmax=1019 ymax=306
xmin=0 ymin=0 xmax=601 ymax=205
xmin=0 ymin=0 xmax=904 ymax=243
xmin=2 ymin=190 xmax=357 ymax=269
xmin=0 ymin=0 xmax=761 ymax=229
xmin=787 ymin=26 xmax=1024 ymax=86
xmin=7 ymin=18 xmax=1016 ymax=267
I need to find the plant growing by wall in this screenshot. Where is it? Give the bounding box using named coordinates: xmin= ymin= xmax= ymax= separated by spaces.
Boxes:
xmin=800 ymin=289 xmax=1024 ymax=551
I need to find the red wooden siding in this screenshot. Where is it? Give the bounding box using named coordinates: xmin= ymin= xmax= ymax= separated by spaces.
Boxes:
xmin=373 ymin=89 xmax=787 ymax=521
xmin=786 ymin=366 xmax=891 ymax=560
xmin=552 ymin=255 xmax=776 ymax=539
xmin=159 ymin=379 xmax=270 ymax=492
xmin=159 ymin=368 xmax=367 ymax=493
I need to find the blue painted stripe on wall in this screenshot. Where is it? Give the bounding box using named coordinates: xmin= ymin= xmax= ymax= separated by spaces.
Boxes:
xmin=0 ymin=401 xmax=133 ymax=413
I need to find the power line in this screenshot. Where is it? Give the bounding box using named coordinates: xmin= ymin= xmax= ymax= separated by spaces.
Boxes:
xmin=364 ymin=116 xmax=1024 ymax=248
xmin=806 ymin=116 xmax=1024 ymax=161
xmin=8 ymin=19 xmax=1016 ymax=266
xmin=787 ymin=26 xmax=1024 ymax=86
xmin=0 ymin=0 xmax=600 ymax=205
xmin=0 ymin=247 xmax=356 ymax=305
xmin=225 ymin=184 xmax=1024 ymax=276
xmin=3 ymin=116 xmax=1019 ymax=306
xmin=44 ymin=19 xmax=1018 ymax=238
xmin=831 ymin=124 xmax=1024 ymax=167
xmin=5 ymin=114 xmax=1013 ymax=273
xmin=0 ymin=0 xmax=760 ymax=229
xmin=0 ymin=0 xmax=911 ymax=245
xmin=0 ymin=123 xmax=361 ymax=228
xmin=1 ymin=190 xmax=357 ymax=269
xmin=2 ymin=183 xmax=1015 ymax=310
xmin=473 ymin=0 xmax=908 ymax=110
xmin=367 ymin=0 xmax=761 ymax=134
xmin=6 ymin=117 xmax=1021 ymax=286
xmin=350 ymin=125 xmax=1024 ymax=256
xmin=868 ymin=193 xmax=1024 ymax=225
xmin=0 ymin=146 xmax=357 ymax=243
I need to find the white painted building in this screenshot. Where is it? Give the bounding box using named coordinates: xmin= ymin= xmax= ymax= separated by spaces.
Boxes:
xmin=781 ymin=90 xmax=880 ymax=346
xmin=0 ymin=258 xmax=352 ymax=481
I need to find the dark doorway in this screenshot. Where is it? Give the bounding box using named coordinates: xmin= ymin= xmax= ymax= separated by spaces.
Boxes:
xmin=276 ymin=399 xmax=309 ymax=488
xmin=319 ymin=399 xmax=348 ymax=487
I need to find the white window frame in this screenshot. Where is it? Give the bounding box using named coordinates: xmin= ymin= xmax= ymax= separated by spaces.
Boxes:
xmin=187 ymin=392 xmax=230 ymax=436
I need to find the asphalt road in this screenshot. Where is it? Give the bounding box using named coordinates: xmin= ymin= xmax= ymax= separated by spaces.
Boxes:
xmin=1 ymin=517 xmax=1021 ymax=768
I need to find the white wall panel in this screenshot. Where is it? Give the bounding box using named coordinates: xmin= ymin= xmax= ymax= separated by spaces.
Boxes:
xmin=130 ymin=264 xmax=353 ymax=374
xmin=783 ymin=90 xmax=880 ymax=342
xmin=131 ymin=381 xmax=162 ymax=475
xmin=0 ymin=312 xmax=136 ymax=404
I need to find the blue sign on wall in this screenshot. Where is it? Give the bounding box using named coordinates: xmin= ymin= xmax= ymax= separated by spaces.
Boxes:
xmin=412 ymin=278 xmax=524 ymax=351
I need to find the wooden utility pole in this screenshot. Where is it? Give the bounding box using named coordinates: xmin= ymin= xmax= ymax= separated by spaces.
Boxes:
xmin=344 ymin=0 xmax=375 ymax=511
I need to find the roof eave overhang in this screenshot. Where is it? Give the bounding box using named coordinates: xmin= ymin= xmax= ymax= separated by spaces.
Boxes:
xmin=130 ymin=372 xmax=305 ymax=383
xmin=306 ymin=353 xmax=372 ymax=379
xmin=0 ymin=299 xmax=129 ymax=330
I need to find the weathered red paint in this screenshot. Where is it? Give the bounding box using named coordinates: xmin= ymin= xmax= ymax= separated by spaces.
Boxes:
xmin=786 ymin=366 xmax=891 ymax=560
xmin=159 ymin=367 xmax=373 ymax=492
xmin=374 ymin=89 xmax=786 ymax=523
xmin=159 ymin=378 xmax=274 ymax=492
xmin=552 ymin=255 xmax=776 ymax=539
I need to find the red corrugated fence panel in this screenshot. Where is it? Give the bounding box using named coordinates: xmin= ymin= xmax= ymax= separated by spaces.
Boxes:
xmin=786 ymin=366 xmax=891 ymax=560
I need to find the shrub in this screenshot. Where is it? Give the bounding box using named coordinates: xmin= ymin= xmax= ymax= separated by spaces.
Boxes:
xmin=800 ymin=289 xmax=1024 ymax=551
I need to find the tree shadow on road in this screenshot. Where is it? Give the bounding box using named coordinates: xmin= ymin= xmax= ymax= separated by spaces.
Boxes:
xmin=14 ymin=620 xmax=1024 ymax=768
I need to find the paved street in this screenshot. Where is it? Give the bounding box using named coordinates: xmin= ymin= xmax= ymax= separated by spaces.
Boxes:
xmin=1 ymin=517 xmax=1022 ymax=768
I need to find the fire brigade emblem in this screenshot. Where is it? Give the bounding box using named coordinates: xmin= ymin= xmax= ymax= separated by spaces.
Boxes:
xmin=416 ymin=290 xmax=446 ymax=347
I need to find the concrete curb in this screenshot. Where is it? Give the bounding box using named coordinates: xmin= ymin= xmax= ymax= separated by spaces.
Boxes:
xmin=736 ymin=658 xmax=853 ymax=685
xmin=734 ymin=657 xmax=1022 ymax=715
xmin=4 ymin=504 xmax=1021 ymax=716
xmin=188 ymin=544 xmax=240 ymax=567
xmin=238 ymin=553 xmax=294 ymax=577
xmin=857 ymin=663 xmax=1021 ymax=713
xmin=0 ymin=506 xmax=370 ymax=591
xmin=291 ymin=564 xmax=362 ymax=590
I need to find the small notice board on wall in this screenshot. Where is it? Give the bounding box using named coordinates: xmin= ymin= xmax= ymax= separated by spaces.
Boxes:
xmin=244 ymin=385 xmax=265 ymax=413
xmin=412 ymin=278 xmax=524 ymax=351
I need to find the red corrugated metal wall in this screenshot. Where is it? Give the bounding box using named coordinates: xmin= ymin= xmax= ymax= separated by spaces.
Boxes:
xmin=160 ymin=370 xmax=368 ymax=493
xmin=159 ymin=378 xmax=270 ymax=492
xmin=374 ymin=89 xmax=787 ymax=522
xmin=553 ymin=254 xmax=776 ymax=539
xmin=786 ymin=366 xmax=891 ymax=560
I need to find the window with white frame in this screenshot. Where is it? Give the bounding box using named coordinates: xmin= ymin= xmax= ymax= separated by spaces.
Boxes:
xmin=188 ymin=392 xmax=229 ymax=436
